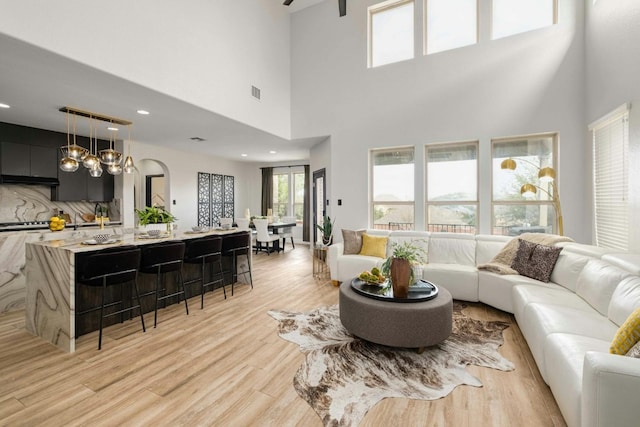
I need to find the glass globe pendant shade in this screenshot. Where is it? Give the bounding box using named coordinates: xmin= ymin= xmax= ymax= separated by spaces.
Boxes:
xmin=83 ymin=153 xmax=100 ymax=169
xmin=59 ymin=157 xmax=79 ymax=172
xmin=107 ymin=163 xmax=122 ymax=175
xmin=89 ymin=162 xmax=103 ymax=178
xmin=123 ymin=155 xmax=135 ymax=174
xmin=60 ymin=144 xmax=88 ymax=161
xmin=99 ymin=148 xmax=122 ymax=166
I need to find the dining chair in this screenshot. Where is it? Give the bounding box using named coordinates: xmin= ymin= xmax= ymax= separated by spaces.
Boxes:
xmin=76 ymin=246 xmax=145 ymax=350
xmin=279 ymin=216 xmax=296 ymax=251
xmin=235 ymin=217 xmax=256 ymax=246
xmin=254 ymin=218 xmax=279 ymax=254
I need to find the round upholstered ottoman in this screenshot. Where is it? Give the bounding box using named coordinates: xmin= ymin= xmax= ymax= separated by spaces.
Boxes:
xmin=339 ymin=281 xmax=453 ymax=350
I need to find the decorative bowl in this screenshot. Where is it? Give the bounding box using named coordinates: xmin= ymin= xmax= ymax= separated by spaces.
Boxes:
xmin=221 ymin=223 xmax=232 ymax=230
xmin=93 ymin=234 xmax=111 ymax=244
xmin=147 ymin=229 xmax=162 ymax=237
xmin=192 ymin=226 xmax=206 ymax=232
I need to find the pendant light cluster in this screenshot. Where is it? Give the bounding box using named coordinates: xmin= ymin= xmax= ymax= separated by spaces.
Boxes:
xmin=58 ymin=106 xmax=135 ymax=177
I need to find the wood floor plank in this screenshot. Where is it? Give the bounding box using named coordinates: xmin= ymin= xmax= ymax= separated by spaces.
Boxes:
xmin=0 ymin=244 xmax=566 ymax=426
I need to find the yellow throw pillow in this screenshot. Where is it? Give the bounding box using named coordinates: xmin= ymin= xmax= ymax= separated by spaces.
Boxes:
xmin=359 ymin=234 xmax=388 ymax=259
xmin=610 ymin=307 xmax=640 ymax=355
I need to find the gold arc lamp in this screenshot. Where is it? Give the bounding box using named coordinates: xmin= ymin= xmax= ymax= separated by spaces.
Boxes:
xmin=500 ymin=158 xmax=564 ymax=236
xmin=58 ymin=106 xmax=135 ymax=176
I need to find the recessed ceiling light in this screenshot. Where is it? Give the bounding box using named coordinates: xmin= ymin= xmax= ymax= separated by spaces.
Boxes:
xmin=137 ymin=109 xmax=150 ymax=115
xmin=269 ymin=150 xmax=277 ymax=154
xmin=0 ymin=103 xmax=10 ymax=109
xmin=107 ymin=126 xmax=119 ymax=131
xmin=241 ymin=153 xmax=248 ymax=157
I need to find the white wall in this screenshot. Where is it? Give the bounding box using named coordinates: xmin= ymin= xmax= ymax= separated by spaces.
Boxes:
xmin=292 ymin=0 xmax=589 ymax=242
xmin=585 ymin=0 xmax=640 ymax=251
xmin=121 ymin=140 xmax=261 ymax=230
xmin=0 ymin=0 xmax=292 ymax=139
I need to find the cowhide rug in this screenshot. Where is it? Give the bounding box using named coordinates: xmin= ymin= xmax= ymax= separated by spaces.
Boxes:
xmin=268 ymin=302 xmax=514 ymax=427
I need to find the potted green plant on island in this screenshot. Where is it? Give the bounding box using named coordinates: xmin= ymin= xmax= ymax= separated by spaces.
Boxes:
xmin=135 ymin=206 xmax=177 ymax=233
xmin=316 ymin=215 xmax=335 ymax=245
xmin=381 ymin=240 xmax=427 ymax=298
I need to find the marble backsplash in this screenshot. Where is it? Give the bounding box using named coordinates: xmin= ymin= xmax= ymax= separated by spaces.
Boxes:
xmin=0 ymin=184 xmax=120 ymax=224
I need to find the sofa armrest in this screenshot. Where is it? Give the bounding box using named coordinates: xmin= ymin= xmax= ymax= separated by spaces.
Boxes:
xmin=327 ymin=243 xmax=344 ymax=282
xmin=582 ymin=351 xmax=640 ymax=427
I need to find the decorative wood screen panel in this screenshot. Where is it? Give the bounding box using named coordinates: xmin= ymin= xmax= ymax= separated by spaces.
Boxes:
xmin=197 ymin=172 xmax=235 ymax=227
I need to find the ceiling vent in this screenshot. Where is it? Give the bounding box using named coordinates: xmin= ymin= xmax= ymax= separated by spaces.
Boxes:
xmin=251 ymin=85 xmax=261 ymax=101
xmin=190 ymin=137 xmax=206 ymax=142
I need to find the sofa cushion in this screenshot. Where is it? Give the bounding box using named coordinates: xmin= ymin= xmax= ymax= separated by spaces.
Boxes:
xmin=478 ymin=271 xmax=550 ymax=313
xmin=544 ymin=333 xmax=610 ymax=427
xmin=475 ymin=235 xmax=511 ymax=265
xmin=549 ymin=250 xmax=591 ymax=292
xmin=518 ymin=303 xmax=618 ymax=382
xmin=627 ymin=341 xmax=640 ymax=358
xmin=422 ymin=264 xmax=478 ymax=302
xmin=512 ymin=284 xmax=591 ymax=324
xmin=608 ymin=276 xmax=640 ymax=326
xmin=359 ymin=234 xmax=388 ymax=259
xmin=336 ymin=254 xmax=385 ymax=283
xmin=610 ymin=307 xmax=640 ymax=355
xmin=428 ymin=233 xmax=476 ymax=266
xmin=576 ymin=259 xmax=631 ymax=316
xmin=342 ymin=229 xmax=365 ymax=255
xmin=510 ymin=239 xmax=562 ymax=283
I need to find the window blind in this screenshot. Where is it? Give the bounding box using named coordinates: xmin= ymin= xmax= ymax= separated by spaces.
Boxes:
xmin=590 ymin=105 xmax=629 ymax=251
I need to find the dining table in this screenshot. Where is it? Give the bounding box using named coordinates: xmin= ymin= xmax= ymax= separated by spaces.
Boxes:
xmin=249 ymin=220 xmax=296 ymax=252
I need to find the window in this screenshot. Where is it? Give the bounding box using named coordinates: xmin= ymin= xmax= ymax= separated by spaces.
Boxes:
xmin=492 ymin=0 xmax=556 ymax=40
xmin=590 ymin=105 xmax=629 ymax=251
xmin=369 ymin=0 xmax=414 ymax=68
xmin=425 ymin=142 xmax=478 ymax=233
xmin=492 ymin=133 xmax=558 ymax=236
xmin=272 ymin=167 xmax=306 ymax=221
xmin=371 ymin=147 xmax=415 ymax=230
xmin=425 ymin=0 xmax=477 ymax=54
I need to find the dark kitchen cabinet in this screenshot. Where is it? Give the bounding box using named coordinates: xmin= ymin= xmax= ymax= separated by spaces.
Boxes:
xmin=57 ymin=165 xmax=114 ymax=202
xmin=0 ymin=141 xmax=58 ymax=178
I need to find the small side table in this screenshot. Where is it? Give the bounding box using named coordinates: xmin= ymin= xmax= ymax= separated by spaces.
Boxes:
xmin=313 ymin=244 xmax=330 ymax=280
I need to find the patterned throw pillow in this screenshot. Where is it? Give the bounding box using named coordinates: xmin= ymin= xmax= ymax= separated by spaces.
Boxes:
xmin=610 ymin=307 xmax=640 ymax=355
xmin=342 ymin=229 xmax=365 ymax=255
xmin=510 ymin=239 xmax=563 ymax=283
xmin=359 ymin=234 xmax=388 ymax=259
xmin=626 ymin=340 xmax=640 ymax=358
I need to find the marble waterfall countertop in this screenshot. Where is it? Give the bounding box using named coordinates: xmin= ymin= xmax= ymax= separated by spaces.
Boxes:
xmin=23 ymin=227 xmax=246 ymax=352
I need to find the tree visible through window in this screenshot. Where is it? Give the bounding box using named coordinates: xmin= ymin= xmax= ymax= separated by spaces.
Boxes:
xmin=371 ymin=147 xmax=415 ymax=230
xmin=272 ymin=167 xmax=306 ymax=222
xmin=492 ymin=134 xmax=558 ymax=235
xmin=425 ymin=142 xmax=478 ymax=233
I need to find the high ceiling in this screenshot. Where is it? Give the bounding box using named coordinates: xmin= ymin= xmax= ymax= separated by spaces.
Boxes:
xmin=0 ymin=8 xmax=327 ymax=164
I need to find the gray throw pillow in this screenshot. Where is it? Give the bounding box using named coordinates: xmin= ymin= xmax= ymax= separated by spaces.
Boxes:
xmin=342 ymin=229 xmax=365 ymax=254
xmin=511 ymin=238 xmax=562 ymax=283
xmin=627 ymin=340 xmax=640 ymax=358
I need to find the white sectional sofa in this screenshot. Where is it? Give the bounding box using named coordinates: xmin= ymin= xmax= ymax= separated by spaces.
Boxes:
xmin=328 ymin=230 xmax=640 ymax=427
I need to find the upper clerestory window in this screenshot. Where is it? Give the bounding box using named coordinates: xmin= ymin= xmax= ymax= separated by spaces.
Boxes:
xmin=425 ymin=0 xmax=478 ymax=55
xmin=491 ymin=0 xmax=557 ymax=40
xmin=368 ymin=0 xmax=415 ymax=68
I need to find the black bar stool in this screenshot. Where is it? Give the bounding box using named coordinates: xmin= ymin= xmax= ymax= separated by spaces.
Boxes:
xmin=183 ymin=236 xmax=225 ymax=309
xmin=139 ymin=241 xmax=188 ymax=328
xmin=76 ymin=246 xmax=145 ymax=350
xmin=222 ymin=231 xmax=254 ymax=295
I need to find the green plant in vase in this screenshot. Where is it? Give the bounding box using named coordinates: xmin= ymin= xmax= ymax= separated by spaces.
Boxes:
xmin=135 ymin=206 xmax=177 ymax=232
xmin=316 ymin=216 xmax=335 ymax=245
xmin=381 ymin=240 xmax=427 ymax=298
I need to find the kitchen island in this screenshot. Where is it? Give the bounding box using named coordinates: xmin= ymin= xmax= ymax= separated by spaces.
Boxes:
xmin=24 ymin=228 xmax=250 ymax=352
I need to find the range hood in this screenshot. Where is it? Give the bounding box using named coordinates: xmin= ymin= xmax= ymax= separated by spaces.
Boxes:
xmin=0 ymin=175 xmax=59 ymax=186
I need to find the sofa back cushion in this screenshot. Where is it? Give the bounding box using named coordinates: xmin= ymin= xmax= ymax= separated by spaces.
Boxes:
xmin=549 ymin=250 xmax=591 ymax=292
xmin=387 ymin=231 xmax=430 ymax=261
xmin=576 ymin=259 xmax=632 ymax=316
xmin=608 ymin=276 xmax=640 ymax=326
xmin=475 ymin=235 xmax=511 ymax=265
xmin=428 ymin=233 xmax=476 ymax=266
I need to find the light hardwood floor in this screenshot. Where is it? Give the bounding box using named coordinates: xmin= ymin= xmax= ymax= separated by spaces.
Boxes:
xmin=0 ymin=246 xmax=566 ymax=426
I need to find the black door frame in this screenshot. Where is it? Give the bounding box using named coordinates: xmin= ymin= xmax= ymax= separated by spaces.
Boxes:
xmin=312 ymin=168 xmax=326 ymax=244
